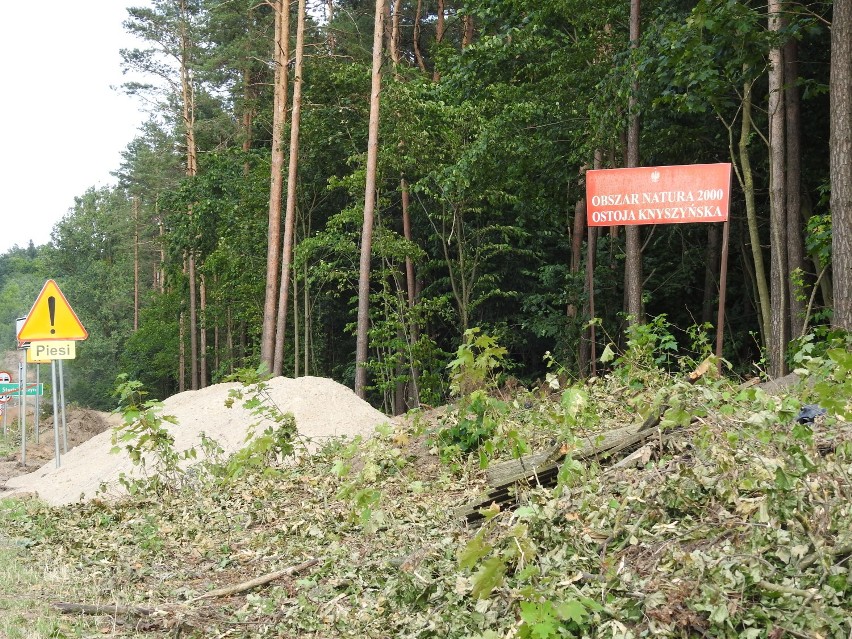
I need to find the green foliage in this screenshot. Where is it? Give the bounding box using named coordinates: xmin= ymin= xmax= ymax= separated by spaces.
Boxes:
xmin=795 ymin=331 xmax=852 ymax=421
xmin=519 ymin=597 xmax=601 ymax=638
xmin=0 ymin=245 xmax=49 ymax=352
xmin=448 ymin=327 xmax=508 ymax=396
xmin=4 ymin=347 xmax=852 ymax=637
xmin=110 ymin=374 xmax=192 ymax=495
xmin=805 ymin=211 xmax=832 ymax=268
xmin=605 ymin=314 xmax=679 ymax=381
xmin=438 ymin=389 xmax=510 ymax=465
xmin=0 ymin=0 xmax=831 ymax=418
xmin=219 ymin=368 xmax=299 ymax=480
xmin=437 ymin=329 xmax=527 ymax=466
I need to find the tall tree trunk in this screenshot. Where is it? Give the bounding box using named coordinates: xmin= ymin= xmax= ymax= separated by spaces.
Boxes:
xmin=768 ymin=0 xmax=788 ymax=377
xmin=737 ymin=76 xmax=771 ymax=344
xmin=462 ymin=14 xmax=474 ymax=47
xmin=391 ymin=0 xmax=402 ymax=65
xmin=200 ymin=274 xmax=208 ymax=388
xmin=401 ymin=177 xmax=420 ymax=408
xmin=785 ymin=37 xmax=806 ymax=338
xmin=571 ymin=194 xmax=586 ymax=276
xmin=580 ymin=151 xmax=603 ymax=377
xmin=214 ymin=275 xmax=220 ymax=376
xmin=179 ymin=311 xmax=186 ymax=393
xmin=325 ymin=0 xmax=336 ymax=52
xmin=188 ymin=254 xmax=199 ymax=390
xmin=133 ymin=197 xmax=140 ymax=332
xmin=831 ymin=0 xmax=852 ymax=330
xmin=157 ymin=201 xmax=165 ymax=294
xmin=179 ymin=0 xmax=199 ymax=390
xmin=261 ymin=0 xmax=290 ymax=372
xmin=273 ymin=0 xmax=307 ymax=376
xmin=624 ymin=0 xmax=643 ymax=323
xmin=413 ymin=0 xmax=426 ymax=72
xmin=241 ymin=64 xmax=255 ymax=176
xmin=568 ymin=188 xmax=586 ymax=320
xmin=304 ymin=259 xmax=310 ymax=375
xmin=432 ymin=0 xmax=445 ymax=82
xmin=227 ymin=307 xmax=234 ymax=375
xmin=355 ymin=0 xmax=386 ymax=398
xmin=293 ymin=271 xmax=300 ymax=377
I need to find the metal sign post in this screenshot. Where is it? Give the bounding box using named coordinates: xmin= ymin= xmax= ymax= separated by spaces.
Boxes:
xmin=34 ymin=365 xmax=40 ymax=443
xmin=18 ymin=360 xmax=26 ymax=466
xmin=58 ymin=360 xmax=68 ymax=453
xmin=51 ymin=361 xmax=60 ymax=468
xmin=0 ymin=370 xmax=11 ymax=438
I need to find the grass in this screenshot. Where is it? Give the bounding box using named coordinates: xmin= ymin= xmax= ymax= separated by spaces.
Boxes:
xmin=0 ymin=535 xmax=76 ymax=638
xmin=0 ymin=501 xmax=117 ymax=639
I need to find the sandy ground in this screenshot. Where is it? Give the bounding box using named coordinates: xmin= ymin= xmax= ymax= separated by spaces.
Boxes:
xmin=0 ymin=407 xmax=118 ymax=484
xmin=1 ymin=376 xmax=388 ymax=506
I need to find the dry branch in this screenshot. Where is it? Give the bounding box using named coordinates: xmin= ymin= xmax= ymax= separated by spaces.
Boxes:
xmin=188 ymin=557 xmax=318 ymax=602
xmin=54 ymin=602 xmax=155 ymax=616
xmin=54 ymin=558 xmax=320 ymax=618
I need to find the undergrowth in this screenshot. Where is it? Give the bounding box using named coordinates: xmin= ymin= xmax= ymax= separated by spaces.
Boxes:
xmin=0 ymin=328 xmax=850 ymax=637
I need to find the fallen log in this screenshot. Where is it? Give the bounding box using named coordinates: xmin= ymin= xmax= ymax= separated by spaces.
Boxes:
xmin=458 ymin=422 xmax=661 ymax=523
xmin=457 ymin=359 xmax=719 ymax=524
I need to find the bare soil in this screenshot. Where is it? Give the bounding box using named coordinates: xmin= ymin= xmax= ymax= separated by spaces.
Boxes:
xmin=0 ymin=407 xmax=118 ymax=485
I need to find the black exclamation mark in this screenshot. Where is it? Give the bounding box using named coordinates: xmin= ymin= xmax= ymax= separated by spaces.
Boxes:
xmin=48 ymin=296 xmax=56 ymax=334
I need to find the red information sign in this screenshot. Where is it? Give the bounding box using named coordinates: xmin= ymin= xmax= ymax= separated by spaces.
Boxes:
xmin=586 ymin=163 xmax=732 ymax=227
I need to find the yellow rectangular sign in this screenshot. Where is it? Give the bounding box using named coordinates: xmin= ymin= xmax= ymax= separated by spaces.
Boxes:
xmin=28 ymin=340 xmax=76 ymax=361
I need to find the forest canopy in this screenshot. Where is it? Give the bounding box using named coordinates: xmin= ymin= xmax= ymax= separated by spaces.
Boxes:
xmin=0 ymin=0 xmax=849 ymax=413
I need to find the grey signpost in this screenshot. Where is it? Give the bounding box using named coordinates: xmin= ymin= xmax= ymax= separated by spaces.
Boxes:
xmin=59 ymin=359 xmax=68 ymax=453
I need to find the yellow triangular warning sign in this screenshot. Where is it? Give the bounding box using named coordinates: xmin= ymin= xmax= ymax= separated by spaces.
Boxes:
xmin=17 ymin=280 xmax=88 ymax=341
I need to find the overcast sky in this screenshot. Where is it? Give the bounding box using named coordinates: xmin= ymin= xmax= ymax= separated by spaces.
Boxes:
xmin=0 ymin=2 xmax=148 ymax=255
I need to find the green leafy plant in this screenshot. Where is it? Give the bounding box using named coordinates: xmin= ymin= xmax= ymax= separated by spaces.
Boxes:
xmin=220 ymin=367 xmax=299 ymax=480
xmin=111 ymin=374 xmax=194 ymax=494
xmin=437 ymin=328 xmax=525 ymax=466
xmin=448 ymin=327 xmax=508 ymax=396
xmin=518 ymin=597 xmax=601 ymax=638
xmin=619 ymin=313 xmax=679 ymax=372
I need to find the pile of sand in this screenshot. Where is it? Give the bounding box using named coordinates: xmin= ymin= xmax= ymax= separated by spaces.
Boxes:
xmin=3 ymin=376 xmax=388 ymax=506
